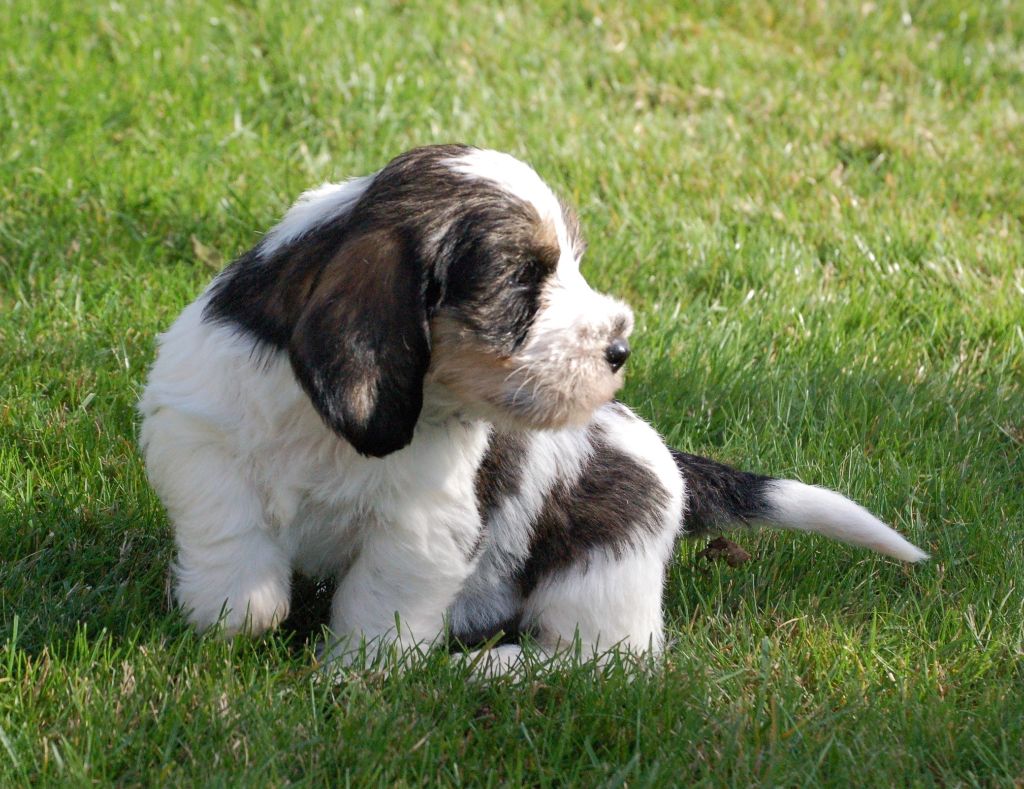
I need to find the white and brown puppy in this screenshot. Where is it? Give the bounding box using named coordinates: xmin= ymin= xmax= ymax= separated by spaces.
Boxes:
xmin=139 ymin=145 xmax=926 ymax=671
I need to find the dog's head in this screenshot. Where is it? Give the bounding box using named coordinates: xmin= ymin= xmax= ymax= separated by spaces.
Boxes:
xmin=207 ymin=145 xmax=633 ymax=457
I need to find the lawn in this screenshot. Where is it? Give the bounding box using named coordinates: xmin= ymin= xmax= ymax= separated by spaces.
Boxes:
xmin=1 ymin=0 xmax=1022 ymax=784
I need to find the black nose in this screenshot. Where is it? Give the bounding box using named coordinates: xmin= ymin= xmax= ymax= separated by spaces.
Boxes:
xmin=604 ymin=338 xmax=631 ymax=372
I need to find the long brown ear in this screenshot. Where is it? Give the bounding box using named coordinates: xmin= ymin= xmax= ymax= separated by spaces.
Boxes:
xmin=288 ymin=227 xmax=430 ymax=457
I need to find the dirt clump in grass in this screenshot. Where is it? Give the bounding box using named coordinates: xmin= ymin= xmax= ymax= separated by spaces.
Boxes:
xmin=696 ymin=537 xmax=752 ymax=568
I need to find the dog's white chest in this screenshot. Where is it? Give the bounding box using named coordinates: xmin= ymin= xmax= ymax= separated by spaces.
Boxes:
xmin=266 ymin=408 xmax=491 ymax=578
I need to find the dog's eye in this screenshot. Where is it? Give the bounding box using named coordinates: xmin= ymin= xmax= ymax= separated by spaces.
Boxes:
xmin=515 ymin=256 xmax=549 ymax=287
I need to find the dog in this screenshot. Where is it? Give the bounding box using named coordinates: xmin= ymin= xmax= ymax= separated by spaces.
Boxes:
xmin=138 ymin=144 xmax=927 ymax=672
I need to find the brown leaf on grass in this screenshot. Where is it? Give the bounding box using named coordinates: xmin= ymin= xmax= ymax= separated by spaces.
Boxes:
xmin=696 ymin=536 xmax=752 ymax=567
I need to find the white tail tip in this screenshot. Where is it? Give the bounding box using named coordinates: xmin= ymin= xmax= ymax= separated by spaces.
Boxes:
xmin=766 ymin=480 xmax=929 ymax=562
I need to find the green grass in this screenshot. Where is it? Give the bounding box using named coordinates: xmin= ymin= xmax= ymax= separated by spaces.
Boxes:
xmin=2 ymin=0 xmax=1022 ymax=783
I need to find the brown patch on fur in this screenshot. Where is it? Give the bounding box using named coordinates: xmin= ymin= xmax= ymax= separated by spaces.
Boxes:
xmin=427 ymin=315 xmax=516 ymax=414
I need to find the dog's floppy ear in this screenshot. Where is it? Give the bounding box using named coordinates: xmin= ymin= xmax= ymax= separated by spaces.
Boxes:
xmin=288 ymin=227 xmax=430 ymax=458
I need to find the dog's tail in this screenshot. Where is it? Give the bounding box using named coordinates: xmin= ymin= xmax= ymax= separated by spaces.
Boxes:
xmin=671 ymin=450 xmax=928 ymax=562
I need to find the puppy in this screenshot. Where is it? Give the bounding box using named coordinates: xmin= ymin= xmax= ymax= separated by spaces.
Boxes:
xmin=138 ymin=145 xmax=926 ymax=671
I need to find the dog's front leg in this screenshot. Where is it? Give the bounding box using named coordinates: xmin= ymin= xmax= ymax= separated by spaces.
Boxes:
xmin=321 ymin=503 xmax=481 ymax=667
xmin=141 ymin=408 xmax=292 ymax=636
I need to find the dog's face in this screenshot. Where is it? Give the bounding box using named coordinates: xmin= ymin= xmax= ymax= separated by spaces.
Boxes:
xmin=426 ymin=149 xmax=634 ymax=431
xmin=207 ymin=145 xmax=633 ymax=456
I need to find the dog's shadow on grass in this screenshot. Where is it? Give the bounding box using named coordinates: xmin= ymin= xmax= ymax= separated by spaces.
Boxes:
xmin=280 ymin=574 xmax=336 ymax=647
xmin=0 ymin=497 xmax=337 ymax=657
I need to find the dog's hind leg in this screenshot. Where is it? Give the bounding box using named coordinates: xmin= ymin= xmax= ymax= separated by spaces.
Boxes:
xmin=520 ymin=542 xmax=673 ymax=662
xmin=457 ymin=543 xmax=673 ymax=678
